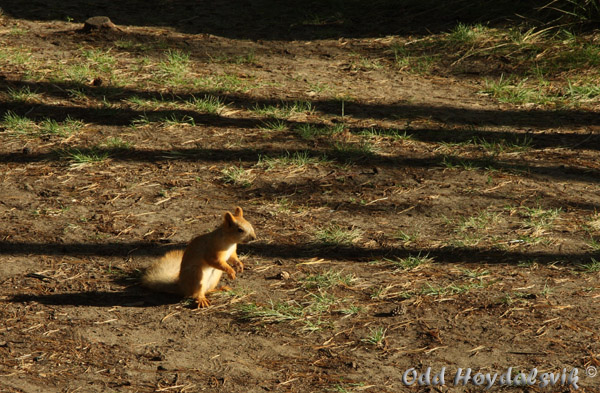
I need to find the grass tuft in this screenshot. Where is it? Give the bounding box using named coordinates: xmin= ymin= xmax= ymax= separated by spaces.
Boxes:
xmin=315 ymin=224 xmax=362 ymax=245
xmin=221 ymin=165 xmax=254 ymax=187
xmin=2 ymin=111 xmax=35 ymax=134
xmin=188 ymin=94 xmax=225 ymax=114
xmin=388 ymin=253 xmax=434 ymax=271
xmin=60 ymin=148 xmax=110 ymax=164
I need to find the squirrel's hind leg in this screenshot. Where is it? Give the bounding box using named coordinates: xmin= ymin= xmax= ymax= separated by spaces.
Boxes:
xmin=195 ymin=294 xmax=211 ymax=308
xmin=192 ymin=266 xmax=224 ymax=308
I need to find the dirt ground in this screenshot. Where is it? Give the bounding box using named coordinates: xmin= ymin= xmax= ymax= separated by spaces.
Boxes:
xmin=0 ymin=2 xmax=599 ymax=392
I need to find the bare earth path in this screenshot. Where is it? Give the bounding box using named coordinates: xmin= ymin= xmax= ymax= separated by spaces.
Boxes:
xmin=0 ymin=3 xmax=599 ymax=392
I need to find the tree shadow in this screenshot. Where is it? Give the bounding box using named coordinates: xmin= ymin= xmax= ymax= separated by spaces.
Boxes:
xmin=1 ymin=146 xmax=598 ymax=185
xmin=2 ymin=0 xmax=546 ymax=40
xmin=0 ymin=240 xmax=595 ymax=265
xmin=4 ymin=79 xmax=599 ymax=134
xmin=9 ymin=288 xmax=181 ymax=308
xmin=4 ymin=239 xmax=595 ymax=307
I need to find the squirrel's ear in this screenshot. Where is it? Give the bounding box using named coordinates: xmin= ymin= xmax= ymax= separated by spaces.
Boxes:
xmin=234 ymin=206 xmax=243 ymax=217
xmin=224 ymin=212 xmax=236 ymax=226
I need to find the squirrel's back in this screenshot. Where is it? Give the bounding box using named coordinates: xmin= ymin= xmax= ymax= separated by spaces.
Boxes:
xmin=141 ymin=249 xmax=184 ymax=294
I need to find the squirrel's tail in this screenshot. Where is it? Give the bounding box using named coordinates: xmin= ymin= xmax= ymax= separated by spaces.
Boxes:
xmin=141 ymin=249 xmax=184 ymax=294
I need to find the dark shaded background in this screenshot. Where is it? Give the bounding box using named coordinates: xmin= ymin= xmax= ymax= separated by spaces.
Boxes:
xmin=1 ymin=0 xmax=553 ymax=40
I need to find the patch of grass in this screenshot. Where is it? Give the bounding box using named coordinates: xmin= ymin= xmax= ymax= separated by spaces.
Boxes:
xmin=586 ymin=213 xmax=600 ymax=231
xmin=124 ymin=95 xmax=182 ymax=110
xmin=388 ymin=253 xmax=433 ymax=271
xmin=206 ymin=74 xmax=250 ymax=93
xmin=258 ymin=151 xmax=329 ymax=170
xmin=393 ymin=230 xmax=420 ymax=244
xmin=565 ymin=80 xmax=600 ymax=101
xmin=461 ymin=268 xmax=490 ymax=279
xmin=331 ymin=140 xmax=375 ymax=160
xmin=307 ymin=81 xmax=331 ymax=93
xmin=39 ymin=119 xmax=62 ymax=135
xmin=7 ymin=86 xmax=40 ymax=102
xmin=470 ymin=135 xmax=533 ymax=154
xmin=221 ymin=165 xmax=254 ymax=187
xmin=441 ymin=156 xmax=482 ymax=171
xmin=103 ymin=137 xmax=132 ymax=150
xmin=361 ymin=326 xmax=386 ymax=347
xmin=252 ymin=100 xmax=314 ymax=118
xmin=458 ymin=210 xmax=501 ymax=231
xmin=2 ymin=112 xmax=83 ymax=137
xmin=260 ymin=119 xmax=288 ymax=131
xmin=153 ymin=50 xmax=195 ymax=87
xmin=124 ymin=95 xmax=155 ymax=108
xmin=555 ymin=43 xmax=600 ymax=69
xmin=421 ymin=282 xmax=485 ymax=296
xmin=499 ymin=291 xmax=535 ymax=305
xmin=296 ymin=123 xmax=343 ymax=140
xmin=80 ymin=48 xmax=116 ymax=73
xmin=9 ymin=27 xmax=27 ymax=36
xmin=157 ymin=49 xmax=190 ymax=77
xmin=130 ymin=114 xmax=151 ymax=128
xmin=315 ymin=224 xmax=362 ymax=245
xmin=2 ymin=111 xmax=35 ymax=134
xmin=384 ymin=20 xmax=598 ymax=109
xmin=541 ymin=282 xmax=553 ymax=297
xmin=541 ymin=0 xmax=600 ymax=29
xmin=160 ymin=113 xmax=196 ymax=127
xmin=251 ymin=103 xmax=282 ymax=118
xmin=60 ymin=148 xmax=110 ymax=164
xmin=0 ymin=46 xmax=31 ymax=65
xmin=64 ymin=64 xmax=94 ymax=83
xmin=579 ymin=258 xmax=600 ymax=273
xmin=370 ymin=285 xmax=412 ymax=300
xmin=359 ymin=127 xmax=412 ymax=140
xmin=521 ymin=206 xmax=561 ymax=234
xmin=239 ymin=298 xmax=333 ymax=333
xmin=273 ymin=196 xmax=294 ymax=213
xmin=410 ymin=55 xmax=436 ymax=74
xmin=448 ymin=23 xmax=486 ymax=45
xmin=239 ymin=301 xmax=304 ymax=323
xmin=391 ymin=44 xmax=411 ymax=69
xmin=482 ymin=74 xmax=544 ymax=105
xmin=448 ymin=210 xmax=503 ymax=247
xmin=517 ymin=259 xmax=539 ymax=268
xmin=114 ymin=40 xmax=137 ymax=50
xmin=586 ymin=237 xmax=600 ymax=251
xmin=339 ymin=305 xmax=363 ymax=316
xmin=188 ymin=94 xmax=225 ymax=114
xmin=351 ymin=55 xmax=383 ymax=71
xmin=67 ymin=88 xmax=89 ymax=101
xmin=307 ymin=291 xmax=337 ymax=313
xmin=390 ymin=44 xmax=437 ymax=74
xmin=301 ymin=270 xmax=356 ymax=290
xmin=40 ymin=117 xmax=84 ymax=136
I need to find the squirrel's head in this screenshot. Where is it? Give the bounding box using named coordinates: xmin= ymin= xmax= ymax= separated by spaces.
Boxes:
xmin=223 ymin=206 xmax=256 ymax=243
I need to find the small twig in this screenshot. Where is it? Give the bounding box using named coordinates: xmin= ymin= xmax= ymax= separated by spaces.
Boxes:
xmin=365 ymin=197 xmax=388 ymax=206
xmin=93 ymin=318 xmax=117 ymax=325
xmin=160 ymin=311 xmax=180 ymax=323
xmin=155 ymin=197 xmax=172 ymax=205
xmin=278 ymin=378 xmax=299 ymax=386
xmin=397 ymin=205 xmax=416 ymax=214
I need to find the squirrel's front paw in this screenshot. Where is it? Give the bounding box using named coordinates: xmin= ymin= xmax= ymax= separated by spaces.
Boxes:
xmin=196 ymin=297 xmax=211 ymax=308
xmin=233 ymin=260 xmax=244 ymax=273
xmin=227 ymin=268 xmax=236 ymax=280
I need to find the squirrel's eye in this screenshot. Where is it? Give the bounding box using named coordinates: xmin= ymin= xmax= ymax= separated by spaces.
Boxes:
xmin=238 ymin=228 xmax=244 ymax=233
